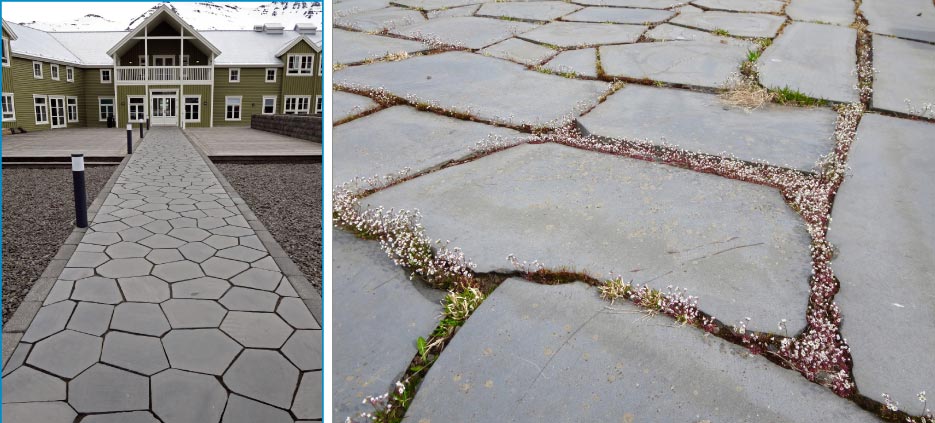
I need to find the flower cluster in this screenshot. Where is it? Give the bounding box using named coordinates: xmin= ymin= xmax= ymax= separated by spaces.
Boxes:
xmin=345 ymin=381 xmax=409 ymax=423
xmin=596 ymin=276 xmax=702 ymax=326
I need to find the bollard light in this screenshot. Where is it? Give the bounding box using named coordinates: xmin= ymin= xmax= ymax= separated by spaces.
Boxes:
xmin=146 ymin=117 xmax=150 ymax=131
xmin=139 ymin=121 xmax=144 ymax=138
xmin=126 ymin=124 xmax=133 ymax=154
xmin=71 ymin=154 xmax=88 ymax=228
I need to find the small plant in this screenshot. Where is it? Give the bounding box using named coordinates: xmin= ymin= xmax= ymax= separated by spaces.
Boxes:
xmin=772 ymin=86 xmax=827 ymax=107
xmin=346 ymin=380 xmax=415 ymax=423
xmin=747 ymin=49 xmax=761 ymax=63
xmin=713 ymin=28 xmax=731 ymax=36
xmin=755 ymin=37 xmax=772 ymax=49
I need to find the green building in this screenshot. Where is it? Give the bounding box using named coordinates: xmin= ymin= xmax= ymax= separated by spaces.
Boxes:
xmin=1 ymin=5 xmax=322 ymax=133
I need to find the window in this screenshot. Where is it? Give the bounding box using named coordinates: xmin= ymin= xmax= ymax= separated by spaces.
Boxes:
xmin=50 ymin=64 xmax=60 ymax=81
xmin=2 ymin=38 xmax=9 ymax=67
xmin=225 ymin=96 xmax=241 ymax=121
xmin=265 ymin=68 xmax=277 ymax=83
xmin=66 ymin=66 xmax=75 ymax=82
xmin=319 ymin=56 xmax=323 ymax=75
xmin=98 ymin=97 xmax=114 ymax=122
xmin=286 ymin=54 xmax=314 ymax=75
xmin=229 ymin=68 xmax=240 ymax=83
xmin=184 ymin=96 xmax=200 ymax=122
xmin=2 ymin=93 xmax=15 ymax=121
xmin=128 ymin=96 xmax=145 ymax=122
xmin=33 ymin=61 xmax=43 ymax=79
xmin=315 ymin=95 xmax=322 ymax=114
xmin=138 ymin=55 xmax=147 ymax=66
xmin=262 ymin=96 xmax=277 ymax=115
xmin=33 ymin=96 xmax=48 ymax=124
xmin=283 ymin=95 xmax=310 ymax=114
xmin=100 ymin=69 xmax=112 ymax=83
xmin=182 ymin=55 xmax=190 ymax=66
xmin=66 ymin=97 xmax=78 ymax=122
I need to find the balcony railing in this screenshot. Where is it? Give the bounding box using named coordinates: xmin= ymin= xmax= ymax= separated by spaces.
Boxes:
xmin=115 ymin=66 xmax=213 ymax=84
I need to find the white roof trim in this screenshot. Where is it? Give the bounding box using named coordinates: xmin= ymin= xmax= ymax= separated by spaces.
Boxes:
xmin=275 ymin=35 xmax=320 ymax=57
xmin=105 ymin=5 xmax=220 ymax=57
xmin=3 ymin=20 xmax=18 ymax=40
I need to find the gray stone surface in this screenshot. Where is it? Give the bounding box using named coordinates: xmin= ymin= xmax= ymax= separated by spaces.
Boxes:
xmin=334 ymin=28 xmax=429 ymax=66
xmin=44 ymin=280 xmax=73 ymax=305
xmin=2 ymin=343 xmax=30 ymax=376
xmin=871 ymin=36 xmax=935 ymax=118
xmin=542 ymin=48 xmax=597 ymax=78
xmin=27 ymin=330 xmax=101 ymax=378
xmin=2 ymin=402 xmax=76 ymax=423
xmin=336 ymin=51 xmax=609 ymax=128
xmin=758 ymin=22 xmax=858 ymax=103
xmin=202 ymin=257 xmax=250 ymax=279
xmin=671 ymin=10 xmax=784 ymax=37
xmin=393 ymin=0 xmax=485 ymax=10
xmin=223 ymin=394 xmax=294 ymax=423
xmin=692 ymin=0 xmax=783 ymax=12
xmin=787 ymin=0 xmax=855 ymax=25
xmin=72 ymin=276 xmax=123 ymax=304
xmin=829 ymin=114 xmax=935 ymax=407
xmin=172 ymin=277 xmax=231 ymax=299
xmin=66 ymin=302 xmax=114 ymax=336
xmin=333 ymin=90 xmax=381 ymax=124
xmin=217 ymin=245 xmax=267 ymax=263
xmin=574 ymin=0 xmax=687 ymax=6
xmin=153 ymin=260 xmax=205 ymax=282
xmin=476 ymin=1 xmax=581 ymax=21
xmin=66 ymin=251 xmax=109 ymax=268
xmin=334 ymin=105 xmax=526 ymax=183
xmin=118 ymin=276 xmax=171 ymax=303
xmin=564 ymin=7 xmax=675 ymax=24
xmin=230 ymin=268 xmax=283 ymax=290
xmin=20 ymin=300 xmax=75 ymax=343
xmin=140 ymin=234 xmax=186 ymax=249
xmin=178 ymin=241 xmax=217 ymax=263
xmin=152 ymin=369 xmax=228 ymax=423
xmin=2 ymin=366 xmax=66 ymax=403
xmin=405 ymin=279 xmax=878 ymax=422
xmin=519 ymin=22 xmax=645 ymax=48
xmin=332 ymin=231 xmax=444 ymax=421
xmin=367 ymin=143 xmax=812 ymax=332
xmin=224 ymin=350 xmax=299 ymax=409
xmin=111 ymin=302 xmax=171 ymax=336
xmin=69 ymin=364 xmax=149 ymax=413
xmin=427 ymin=3 xmax=479 ymax=18
xmin=282 ymin=330 xmax=322 ymax=371
xmin=277 ymin=297 xmax=321 ymax=329
xmin=101 ymin=332 xmax=169 ymax=375
xmin=105 ymin=241 xmax=151 ymax=259
xmin=162 ymin=299 xmax=227 ymax=328
xmin=479 ymin=37 xmax=556 ymax=66
xmin=336 ymin=7 xmax=426 ymax=33
xmin=221 ymin=312 xmax=293 ymax=348
xmin=600 ymin=40 xmax=750 ymax=88
xmin=220 ymin=287 xmax=279 ymax=311
xmin=579 ymin=84 xmax=838 ymax=171
xmin=82 ymin=412 xmax=160 ymax=423
xmin=391 ymin=16 xmax=538 ymax=50
xmin=97 ymin=258 xmax=153 ymax=278
xmin=861 ymin=0 xmax=935 ymax=43
xmin=163 ymin=329 xmax=242 ymax=375
xmin=292 ymin=371 xmax=322 ymax=420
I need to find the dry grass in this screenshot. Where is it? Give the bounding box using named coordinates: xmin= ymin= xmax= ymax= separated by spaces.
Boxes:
xmin=720 ymin=73 xmax=774 ymax=110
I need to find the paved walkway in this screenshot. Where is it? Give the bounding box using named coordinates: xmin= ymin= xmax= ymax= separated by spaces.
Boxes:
xmin=2 ymin=127 xmax=321 ymax=423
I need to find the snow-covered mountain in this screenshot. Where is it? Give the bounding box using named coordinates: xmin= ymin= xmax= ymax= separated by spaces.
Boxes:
xmin=13 ymin=2 xmax=321 ymax=32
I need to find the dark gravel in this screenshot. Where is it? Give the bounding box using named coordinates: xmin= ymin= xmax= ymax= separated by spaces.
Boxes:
xmin=215 ymin=161 xmax=322 ymax=293
xmin=2 ymin=165 xmax=117 ymax=323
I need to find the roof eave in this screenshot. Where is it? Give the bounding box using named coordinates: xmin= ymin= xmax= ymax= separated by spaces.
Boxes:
xmin=274 ymin=35 xmax=321 ymax=57
xmin=105 ymin=5 xmax=221 ymax=57
xmin=2 ymin=20 xmax=19 ymax=40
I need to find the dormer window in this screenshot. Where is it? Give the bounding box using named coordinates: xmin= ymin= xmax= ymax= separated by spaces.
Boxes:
xmin=287 ymin=54 xmax=313 ymax=75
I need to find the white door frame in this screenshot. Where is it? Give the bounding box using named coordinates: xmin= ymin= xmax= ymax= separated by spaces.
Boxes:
xmin=149 ymin=90 xmax=178 ymax=126
xmin=49 ymin=96 xmax=67 ymax=129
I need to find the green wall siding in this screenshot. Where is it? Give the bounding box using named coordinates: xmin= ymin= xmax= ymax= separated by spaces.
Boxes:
xmin=281 ymin=41 xmax=321 ymax=102
xmin=83 ymin=69 xmax=116 ymax=128
xmin=116 ymin=85 xmax=145 ymax=128
xmin=213 ymin=67 xmax=283 ymax=127
xmin=9 ymin=57 xmax=84 ymax=131
xmin=181 ymin=84 xmax=211 ymax=128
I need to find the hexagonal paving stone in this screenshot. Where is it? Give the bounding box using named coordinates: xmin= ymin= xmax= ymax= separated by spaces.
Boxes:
xmin=3 ymin=343 xmax=30 ymax=377
xmin=69 ymin=364 xmax=149 ymax=413
xmin=178 ymin=242 xmax=217 ymax=263
xmin=118 ymin=276 xmax=171 ymax=303
xmin=231 ymin=268 xmax=283 ymax=291
xmin=93 ymin=221 xmax=131 ymax=233
xmin=66 ymin=302 xmax=114 ymax=336
xmin=145 ymin=210 xmax=182 ymax=220
xmin=81 ymin=411 xmax=160 ymax=423
xmin=111 ymin=303 xmax=171 ymax=336
xmin=152 ymin=369 xmax=228 ymax=423
xmin=105 ymin=242 xmax=152 ymax=259
xmin=143 ymin=220 xmax=173 ymax=234
xmin=2 ymin=402 xmax=76 ymax=423
xmin=292 ymin=371 xmax=322 ymax=420
xmin=66 ymin=252 xmax=109 ymax=268
xmin=222 ymin=394 xmax=294 ymax=423
xmin=277 ymin=297 xmax=320 ymax=329
xmin=2 ymin=366 xmax=67 ymax=403
xmin=140 ymin=233 xmax=185 ymax=249
xmin=201 ymin=257 xmax=250 ymax=279
xmin=153 ymin=260 xmax=205 ymax=282
xmin=76 ymin=243 xmax=106 ymax=253
xmin=59 ymin=267 xmax=94 ymax=280
xmin=162 ymin=329 xmax=242 ymax=375
xmin=21 ymin=301 xmax=76 ymax=343
xmin=82 ymin=232 xmax=122 ymax=246
xmin=122 ymin=214 xmax=156 ymax=227
xmin=204 ymin=234 xmax=238 ymax=249
xmin=146 ymin=248 xmax=184 ymax=264
xmin=97 ymin=258 xmax=153 ymax=278
xmin=220 ymin=287 xmax=279 ymax=312
xmin=118 ymin=227 xmax=154 ymax=243
xmin=253 ymin=256 xmax=280 ymax=272
xmin=162 ymin=299 xmax=227 ymax=328
xmin=172 ymin=277 xmax=231 ymax=299
xmin=216 ymin=245 xmax=267 ymax=263
xmin=169 ymin=217 xmax=197 ymax=228
xmin=224 ymin=350 xmax=299 ymax=409
xmin=101 ymin=332 xmax=169 ymax=375
xmin=43 ymin=280 xmax=74 ymax=305
xmin=220 ymin=312 xmax=293 ymax=348
xmin=282 ymin=330 xmax=322 ymax=371
xmin=182 ymin=210 xmax=209 ymax=219
xmin=110 ymin=208 xmax=142 ymax=218
xmin=275 ymin=278 xmax=299 ymax=297
xmin=168 ymin=227 xmax=211 ymax=242
xmin=27 ymin=330 xmax=102 ymax=378
xmin=71 ymin=277 xmax=123 ymax=304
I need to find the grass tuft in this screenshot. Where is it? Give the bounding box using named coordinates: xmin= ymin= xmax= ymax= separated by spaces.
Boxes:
xmin=772 ymin=87 xmax=828 ymax=107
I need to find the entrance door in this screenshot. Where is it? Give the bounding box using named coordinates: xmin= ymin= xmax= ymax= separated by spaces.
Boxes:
xmin=151 ymin=94 xmax=178 ymax=126
xmin=49 ymin=97 xmax=67 ymax=129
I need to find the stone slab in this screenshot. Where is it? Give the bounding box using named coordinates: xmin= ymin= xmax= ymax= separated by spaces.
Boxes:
xmin=564 ymin=7 xmax=675 ymax=24
xmin=787 ymin=0 xmax=855 ymax=26
xmin=475 ymin=1 xmax=581 ymax=21
xmin=542 ymin=48 xmax=597 ymax=78
xmin=223 ymin=350 xmax=299 ymax=409
xmin=392 ymin=0 xmax=483 ymax=10
xmin=646 ymin=23 xmax=750 ymax=44
xmin=427 ymin=4 xmax=479 ymax=19
xmin=600 ymin=40 xmax=751 ymax=88
xmin=336 ymin=7 xmax=426 ymax=32
xmin=671 ymin=10 xmax=785 ymax=37
xmin=333 ymin=28 xmax=429 ymax=66
xmin=367 ymin=143 xmax=812 ymax=332
xmin=574 ymin=0 xmax=688 ymax=7
xmin=334 ymin=105 xmax=526 ymax=183
xmin=692 ymin=0 xmax=783 ymax=12
xmin=152 ymin=369 xmax=228 ymax=423
xmin=479 ymin=37 xmax=557 ymax=66
xmin=406 ymin=279 xmax=878 ymax=422
xmin=390 ymin=16 xmax=539 ymax=50
xmin=2 ymin=402 xmax=76 ymax=423
xmin=334 ymin=0 xmax=392 ymax=15
xmin=336 ymin=51 xmax=609 ymax=128
xmin=579 ymin=84 xmax=838 ymax=171
xmin=829 ymin=114 xmax=935 ymax=407
xmin=332 ymin=231 xmax=444 ymax=422
xmin=861 ymin=0 xmax=935 ymax=43
xmin=871 ymin=36 xmax=935 ymax=118
xmin=519 ymin=22 xmax=646 ymax=48
xmin=758 ymin=22 xmax=858 ymax=103
xmin=69 ymin=364 xmax=149 ymax=413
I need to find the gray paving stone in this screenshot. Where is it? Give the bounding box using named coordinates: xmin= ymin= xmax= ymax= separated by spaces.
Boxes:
xmin=43 ymin=280 xmax=73 ymax=305
xmin=426 ymin=3 xmax=478 ymax=18
xmin=105 ymin=241 xmax=152 ymax=259
xmin=333 ymin=90 xmax=381 ymax=124
xmin=82 ymin=232 xmax=122 ymax=246
xmin=119 ymin=227 xmax=154 ymax=243
xmin=292 ymin=371 xmax=322 ymax=420
xmin=97 ymin=258 xmax=153 ymax=278
xmin=161 ymin=299 xmax=227 ymax=329
xmin=169 ymin=217 xmax=197 ymax=228
xmin=230 ymin=268 xmax=284 ymax=291
xmin=66 ymin=251 xmax=109 ymax=268
xmin=209 ymin=225 xmax=253 ymax=237
xmin=179 ymin=241 xmax=217 ymax=263
xmin=861 ymin=0 xmax=935 ymax=43
xmin=393 ymin=16 xmax=539 ymax=50
xmin=172 ymin=277 xmax=231 ymax=299
xmin=692 ymin=0 xmax=783 ymax=12
xmin=140 ymin=233 xmax=186 ymax=249
xmin=196 ymin=217 xmax=227 ymax=230
xmin=216 ymin=245 xmax=266 ymax=263
xmin=479 ymin=37 xmax=556 ymax=66
xmin=600 ymin=40 xmax=751 ymax=88
xmin=2 ymin=343 xmax=30 ymax=376
xmin=393 ymin=0 xmax=483 ymax=10
xmin=282 ymin=330 xmax=322 ymax=371
xmin=475 ymin=1 xmax=581 ymax=21
xmin=2 ymin=402 xmax=76 ymax=423
xmin=122 ymin=214 xmax=156 ymax=227
xmin=829 ymin=114 xmax=935 ymax=407
xmin=332 ymin=231 xmax=444 ymax=421
xmin=146 ymin=209 xmax=183 ymax=220
xmin=162 ymin=329 xmax=242 ymax=375
xmin=275 ymin=278 xmax=299 ymax=296
xmin=66 ymin=302 xmax=114 ymax=336
xmin=580 ymin=84 xmax=838 ymax=171
xmin=28 ymin=330 xmax=101 ymax=378
xmin=223 ymin=350 xmax=299 ymax=409
xmin=519 ymin=22 xmax=645 ymax=48
xmin=542 ymin=48 xmax=597 ymax=78
xmin=405 ymin=279 xmax=878 ymax=422
xmin=203 ymin=208 xmax=235 ymax=218
xmin=671 ymin=10 xmax=784 ymax=37
xmin=101 ymin=332 xmax=169 ymax=375
xmin=72 ymin=276 xmax=123 ymax=304
xmin=118 ymin=276 xmax=171 ymax=303
xmin=137 ymin=203 xmax=169 ymax=213
xmin=564 ymin=7 xmax=675 ymax=24
xmin=2 ymin=366 xmax=66 ymax=403
xmin=69 ymin=364 xmax=149 ymax=413
xmin=238 ymin=235 xmax=266 ymax=251
xmin=334 ymin=0 xmax=392 ymax=14
xmin=336 ymin=51 xmax=609 ymax=128
xmin=201 ymin=257 xmax=250 ymax=279
xmin=334 ymin=105 xmax=526 ymax=183
xmin=153 ymin=260 xmax=205 ymax=282
xmin=336 ymin=7 xmax=425 ymax=32
xmin=222 ymin=394 xmax=294 ymax=423
xmin=111 ymin=302 xmax=171 ymax=336
xmin=647 ymin=23 xmax=750 ymax=44
xmin=759 ymin=22 xmax=858 ymax=103
xmin=334 ymin=28 xmax=429 ymax=66
xmin=220 ymin=312 xmax=293 ymax=348
xmin=81 ymin=411 xmax=160 ymax=423
xmin=219 ymin=287 xmax=278 ymax=312
xmin=58 ymin=267 xmax=94 ymax=280
xmin=146 ymin=248 xmax=184 ymax=264
xmin=76 ymin=243 xmax=106 ymax=252
xmin=787 ymin=0 xmax=855 ymax=25
xmin=575 ymin=0 xmax=687 ymax=6
xmin=93 ymin=221 xmax=131 ymax=233
xmin=168 ymin=227 xmax=211 ymax=242
xmin=367 ymin=143 xmax=812 ymax=332
xmin=277 ymin=297 xmax=321 ymax=329
xmin=21 ymin=300 xmax=76 ymax=343
xmin=871 ymin=36 xmax=935 ymax=118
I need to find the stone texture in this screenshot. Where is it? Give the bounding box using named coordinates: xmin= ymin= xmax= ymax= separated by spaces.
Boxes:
xmin=292 ymin=371 xmax=322 ymax=420
xmin=201 ymin=257 xmax=250 ymax=279
xmin=575 ymin=0 xmax=687 ymax=6
xmin=475 ymin=1 xmax=581 ymax=21
xmin=670 ymin=10 xmax=785 ymax=37
xmin=563 ymin=7 xmax=675 ymax=24
xmin=146 ymin=248 xmax=184 ymax=264
xmin=217 ymin=245 xmax=267 ymax=263
xmin=692 ymin=0 xmax=783 ymax=12
xmin=66 ymin=251 xmax=109 ymax=268
xmin=336 ymin=7 xmax=426 ymax=32
xmin=333 ymin=90 xmax=381 ymax=124
xmin=871 ymin=36 xmax=935 ymax=118
xmin=787 ymin=0 xmax=856 ymax=25
xmin=2 ymin=402 xmax=76 ymax=423
xmin=152 ymin=369 xmax=228 ymax=423
xmin=223 ymin=394 xmax=294 ymax=423
xmin=391 ymin=16 xmax=538 ymax=50
xmin=333 ymin=28 xmax=429 ymax=66
xmin=277 ymin=297 xmax=321 ymax=329
xmin=66 ymin=302 xmax=114 ymax=336
xmin=69 ymin=364 xmax=149 ymax=413
xmin=542 ymin=48 xmax=597 ymax=78
xmin=220 ymin=287 xmax=279 ymax=311
xmin=97 ymin=258 xmax=153 ymax=278
xmin=861 ymin=0 xmax=935 ymax=43
xmin=101 ymin=331 xmax=169 ymax=375
xmin=153 ymin=260 xmax=205 ymax=282
xmin=72 ymin=276 xmax=123 ymax=304
xmin=758 ymin=22 xmax=858 ymax=103
xmin=163 ymin=329 xmax=242 ymax=376
xmin=224 ymin=350 xmax=299 ymax=409
xmin=21 ymin=300 xmax=75 ymax=343
xmin=221 ymin=312 xmax=293 ymax=348
xmin=105 ymin=241 xmax=151 ymax=259
xmin=162 ymin=299 xmax=227 ymax=328
xmin=282 ymin=330 xmax=322 ymax=371
xmin=27 ymin=330 xmax=101 ymax=378
xmin=82 ymin=412 xmax=160 ymax=423
xmin=172 ymin=277 xmax=231 ymax=299
xmin=2 ymin=366 xmax=67 ymax=403
xmin=118 ymin=275 xmax=171 ymax=303
xmin=230 ymin=268 xmax=284 ymax=291
xmin=519 ymin=22 xmax=645 ymax=48
xmin=178 ymin=242 xmax=217 ymax=263
xmin=602 ymin=40 xmax=751 ymax=88
xmin=111 ymin=302 xmax=171 ymax=336
xmin=479 ymin=37 xmax=556 ymax=66
xmin=829 ymin=114 xmax=935 ymax=407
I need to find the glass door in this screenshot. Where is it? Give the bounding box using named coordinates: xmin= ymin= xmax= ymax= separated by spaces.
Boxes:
xmin=151 ymin=95 xmax=177 ymax=126
xmin=49 ymin=97 xmax=66 ymax=129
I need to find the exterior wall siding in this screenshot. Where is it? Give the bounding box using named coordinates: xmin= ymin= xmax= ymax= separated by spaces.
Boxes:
xmin=83 ymin=68 xmax=116 ymax=128
xmin=116 ymin=85 xmax=145 ymax=128
xmin=180 ymin=84 xmax=211 ymax=128
xmin=9 ymin=57 xmax=84 ymax=132
xmin=213 ymin=67 xmax=283 ymax=127
xmin=281 ymin=41 xmax=322 ymax=105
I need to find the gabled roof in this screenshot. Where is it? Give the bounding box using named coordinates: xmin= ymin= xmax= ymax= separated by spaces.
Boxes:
xmin=8 ymin=22 xmax=81 ymax=64
xmin=105 ymin=5 xmax=221 ymax=57
xmin=3 ymin=20 xmax=18 ymax=40
xmin=275 ymin=35 xmax=321 ymax=57
xmin=50 ymin=32 xmax=126 ymax=66
xmin=204 ymin=30 xmax=321 ymax=66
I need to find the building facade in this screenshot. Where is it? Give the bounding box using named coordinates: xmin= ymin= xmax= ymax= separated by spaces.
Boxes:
xmin=1 ymin=6 xmax=322 ymax=133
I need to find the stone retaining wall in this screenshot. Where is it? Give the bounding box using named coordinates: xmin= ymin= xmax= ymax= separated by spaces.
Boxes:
xmin=250 ymin=114 xmax=322 ymax=142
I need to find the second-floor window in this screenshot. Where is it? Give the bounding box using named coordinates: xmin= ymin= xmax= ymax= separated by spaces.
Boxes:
xmin=287 ymin=54 xmax=313 ymax=75
xmin=229 ymin=68 xmax=240 ymax=83
xmin=66 ymin=66 xmax=74 ymax=82
xmin=101 ymin=69 xmax=112 ymax=83
xmin=2 ymin=38 xmax=9 ymax=67
xmin=33 ymin=61 xmax=43 ymax=79
xmin=50 ymin=64 xmax=60 ymax=80
xmin=265 ymin=68 xmax=277 ymax=83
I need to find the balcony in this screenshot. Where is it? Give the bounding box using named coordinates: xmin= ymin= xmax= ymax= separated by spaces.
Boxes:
xmin=115 ymin=66 xmax=213 ymax=84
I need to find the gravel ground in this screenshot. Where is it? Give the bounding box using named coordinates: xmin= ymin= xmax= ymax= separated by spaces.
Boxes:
xmin=215 ymin=161 xmax=322 ymax=293
xmin=2 ymin=165 xmax=116 ymax=323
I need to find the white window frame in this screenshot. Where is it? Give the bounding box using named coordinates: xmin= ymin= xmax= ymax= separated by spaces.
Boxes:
xmin=100 ymin=69 xmax=112 ymax=84
xmin=228 ymin=68 xmax=240 ymax=83
xmin=98 ymin=97 xmax=114 ymax=122
xmin=33 ymin=95 xmax=49 ymax=125
xmin=138 ymin=55 xmax=147 ymax=66
xmin=315 ymin=95 xmax=322 ymax=114
xmin=286 ymin=54 xmax=314 ymax=76
xmin=2 ymin=38 xmax=10 ymax=67
xmin=2 ymin=92 xmax=15 ymax=121
xmin=127 ymin=96 xmax=145 ymax=122
xmin=265 ymin=68 xmax=277 ymax=83
xmin=225 ymin=96 xmax=242 ymax=121
xmin=153 ymin=55 xmax=175 ymax=66
xmin=66 ymin=96 xmax=79 ymax=123
xmin=283 ymin=95 xmax=311 ymax=114
xmin=33 ymin=61 xmax=43 ymax=79
xmin=183 ymin=95 xmax=201 ymax=123
xmin=50 ymin=64 xmax=60 ymax=81
xmin=319 ymin=56 xmax=323 ymax=76
xmin=66 ymin=66 xmax=75 ymax=82
xmin=261 ymin=95 xmax=277 ymax=115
